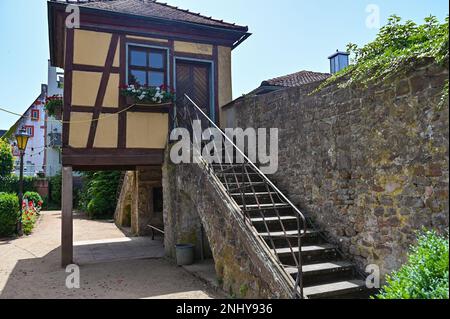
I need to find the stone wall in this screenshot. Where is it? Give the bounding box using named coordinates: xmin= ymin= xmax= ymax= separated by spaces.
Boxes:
xmin=162 ymin=148 xmax=294 ymax=298
xmin=115 ymin=167 xmax=163 ymax=236
xmin=224 ymin=60 xmax=449 ymax=277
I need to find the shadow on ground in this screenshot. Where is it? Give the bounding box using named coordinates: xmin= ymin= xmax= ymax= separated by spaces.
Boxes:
xmin=1 ymin=245 xmax=218 ymax=299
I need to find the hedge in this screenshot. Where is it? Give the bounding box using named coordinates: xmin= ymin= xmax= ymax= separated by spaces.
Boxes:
xmin=0 ymin=175 xmax=37 ymax=194
xmin=0 ymin=193 xmax=19 ymax=237
xmin=78 ymin=171 xmax=122 ymax=219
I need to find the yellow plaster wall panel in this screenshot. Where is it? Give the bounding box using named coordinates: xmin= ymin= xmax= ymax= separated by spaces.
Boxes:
xmin=218 ymin=46 xmax=233 ymax=127
xmin=103 ymin=73 xmax=120 ymax=108
xmin=73 ymin=29 xmax=112 ymax=66
xmin=71 ymin=71 xmax=102 ymax=107
xmin=126 ymin=35 xmax=169 ymax=43
xmin=126 ymin=113 xmax=169 ymax=149
xmin=174 ymin=41 xmax=213 ymax=55
xmin=68 ymin=112 xmax=93 ymax=148
xmin=93 ymin=114 xmax=119 ymax=148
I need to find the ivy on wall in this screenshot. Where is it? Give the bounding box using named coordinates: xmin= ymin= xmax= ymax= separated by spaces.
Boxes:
xmin=315 ymin=15 xmax=449 ymax=97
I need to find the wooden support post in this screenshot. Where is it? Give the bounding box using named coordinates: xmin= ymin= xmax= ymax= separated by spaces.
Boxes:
xmin=61 ymin=166 xmax=73 ymax=267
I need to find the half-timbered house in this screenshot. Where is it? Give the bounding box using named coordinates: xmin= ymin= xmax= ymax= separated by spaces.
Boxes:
xmin=47 ymin=0 xmax=250 ymax=265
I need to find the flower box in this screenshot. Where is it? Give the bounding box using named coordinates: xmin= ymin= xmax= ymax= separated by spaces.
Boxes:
xmin=120 ymin=84 xmax=175 ymax=107
xmin=125 ymin=96 xmax=173 ymax=108
xmin=45 ymin=95 xmax=63 ymax=120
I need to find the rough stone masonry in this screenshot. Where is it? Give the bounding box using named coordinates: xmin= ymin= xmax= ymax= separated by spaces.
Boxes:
xmin=224 ymin=59 xmax=449 ymax=278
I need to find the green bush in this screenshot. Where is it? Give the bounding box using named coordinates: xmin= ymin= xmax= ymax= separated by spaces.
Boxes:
xmin=0 ymin=140 xmax=13 ymax=178
xmin=0 ymin=175 xmax=37 ymax=194
xmin=79 ymin=171 xmax=122 ymax=219
xmin=47 ymin=172 xmax=82 ymax=210
xmin=49 ymin=172 xmax=62 ymax=207
xmin=377 ymin=230 xmax=449 ymax=299
xmin=0 ymin=193 xmax=19 ymax=237
xmin=0 ymin=139 xmax=14 ymax=178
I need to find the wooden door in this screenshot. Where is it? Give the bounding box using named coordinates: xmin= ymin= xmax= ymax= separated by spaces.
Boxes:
xmin=176 ymin=60 xmax=212 ymax=121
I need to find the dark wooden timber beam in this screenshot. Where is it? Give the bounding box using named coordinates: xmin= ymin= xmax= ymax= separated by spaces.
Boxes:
xmin=71 ymin=105 xmax=172 ymax=114
xmin=70 ymin=64 xmax=120 ymax=74
xmin=62 ymin=148 xmax=165 ymax=168
xmin=61 ymin=166 xmax=73 ymax=267
xmin=62 ymin=28 xmax=74 ymax=148
xmin=86 ymin=34 xmax=120 ymax=149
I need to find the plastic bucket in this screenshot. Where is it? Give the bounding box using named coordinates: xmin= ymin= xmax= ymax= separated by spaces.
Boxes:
xmin=175 ymin=244 xmax=195 ymax=266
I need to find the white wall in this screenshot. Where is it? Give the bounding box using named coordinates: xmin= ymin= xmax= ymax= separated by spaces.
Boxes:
xmin=45 ymin=60 xmax=64 ymax=177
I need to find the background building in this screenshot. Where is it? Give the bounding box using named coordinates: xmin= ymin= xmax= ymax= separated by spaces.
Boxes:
xmin=9 ymin=85 xmax=48 ymax=177
xmin=45 ymin=60 xmax=64 ymax=177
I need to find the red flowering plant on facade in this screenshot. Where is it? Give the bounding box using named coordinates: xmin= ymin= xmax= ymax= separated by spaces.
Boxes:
xmin=119 ymin=83 xmax=175 ymax=104
xmin=44 ymin=95 xmax=63 ymax=117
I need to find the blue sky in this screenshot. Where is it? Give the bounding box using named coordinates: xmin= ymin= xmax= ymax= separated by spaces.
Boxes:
xmin=0 ymin=0 xmax=448 ymax=130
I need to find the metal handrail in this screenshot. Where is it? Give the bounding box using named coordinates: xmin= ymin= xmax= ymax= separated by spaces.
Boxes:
xmin=177 ymin=94 xmax=307 ymax=298
xmin=147 ymin=224 xmax=165 ymax=241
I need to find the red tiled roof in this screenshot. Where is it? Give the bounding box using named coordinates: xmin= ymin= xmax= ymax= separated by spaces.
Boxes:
xmin=55 ymin=0 xmax=248 ymax=31
xmin=261 ymin=70 xmax=331 ymax=87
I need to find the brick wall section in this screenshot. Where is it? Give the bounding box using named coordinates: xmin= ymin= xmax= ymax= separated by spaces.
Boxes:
xmin=162 ymin=148 xmax=294 ymax=298
xmin=226 ymin=60 xmax=449 ymax=276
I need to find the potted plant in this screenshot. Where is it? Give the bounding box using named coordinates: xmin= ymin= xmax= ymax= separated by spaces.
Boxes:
xmin=120 ymin=84 xmax=175 ymax=106
xmin=45 ymin=95 xmax=63 ymax=119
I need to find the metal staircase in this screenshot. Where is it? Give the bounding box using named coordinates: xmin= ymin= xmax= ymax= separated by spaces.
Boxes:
xmin=174 ymin=94 xmax=372 ymax=299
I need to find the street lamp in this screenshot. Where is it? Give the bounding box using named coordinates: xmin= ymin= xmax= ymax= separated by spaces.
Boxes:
xmin=15 ymin=128 xmax=30 ymax=236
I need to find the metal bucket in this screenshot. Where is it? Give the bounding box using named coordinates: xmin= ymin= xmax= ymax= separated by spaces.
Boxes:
xmin=175 ymin=244 xmax=195 ymax=266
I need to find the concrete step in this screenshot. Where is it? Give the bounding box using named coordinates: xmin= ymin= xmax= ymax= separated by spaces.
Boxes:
xmin=212 ymin=164 xmax=253 ymax=174
xmin=250 ymin=215 xmax=300 ymax=232
xmin=274 ymin=244 xmax=338 ymax=264
xmin=287 ymin=261 xmax=354 ymax=276
xmin=231 ymin=191 xmax=280 ymax=205
xmin=274 ymin=244 xmax=336 ymax=256
xmin=259 ymin=229 xmax=323 ymax=247
xmin=241 ymin=204 xmax=295 ymax=218
xmin=240 ymin=203 xmax=291 ymax=211
xmin=227 ymin=182 xmax=268 ymax=193
xmin=303 ymin=280 xmax=367 ymax=299
xmin=219 ymin=173 xmax=263 ymax=184
xmin=286 ymin=261 xmax=356 ymax=286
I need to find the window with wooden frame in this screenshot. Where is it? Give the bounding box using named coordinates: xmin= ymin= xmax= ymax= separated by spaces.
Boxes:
xmin=25 ymin=126 xmax=34 ymax=137
xmin=31 ymin=109 xmax=40 ymax=121
xmin=128 ymin=46 xmax=167 ymax=87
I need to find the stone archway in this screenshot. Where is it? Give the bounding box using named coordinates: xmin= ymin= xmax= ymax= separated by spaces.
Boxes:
xmin=115 ymin=168 xmax=165 ymax=237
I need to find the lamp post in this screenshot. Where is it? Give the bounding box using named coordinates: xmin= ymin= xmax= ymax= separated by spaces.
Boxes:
xmin=15 ymin=129 xmax=30 ymax=236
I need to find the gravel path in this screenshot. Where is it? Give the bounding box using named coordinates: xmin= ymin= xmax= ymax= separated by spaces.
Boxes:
xmin=0 ymin=211 xmax=220 ymax=299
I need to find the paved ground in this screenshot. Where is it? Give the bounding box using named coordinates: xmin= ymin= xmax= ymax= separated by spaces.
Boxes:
xmin=0 ymin=211 xmax=221 ymax=299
